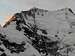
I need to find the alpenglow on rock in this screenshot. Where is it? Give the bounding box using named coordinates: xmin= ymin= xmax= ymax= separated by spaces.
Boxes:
xmin=0 ymin=7 xmax=75 ymax=56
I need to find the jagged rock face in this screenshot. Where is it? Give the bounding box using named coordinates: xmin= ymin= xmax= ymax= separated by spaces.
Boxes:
xmin=1 ymin=7 xmax=75 ymax=56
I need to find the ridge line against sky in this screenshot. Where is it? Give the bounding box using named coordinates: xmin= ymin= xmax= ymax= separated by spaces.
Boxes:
xmin=0 ymin=0 xmax=75 ymax=25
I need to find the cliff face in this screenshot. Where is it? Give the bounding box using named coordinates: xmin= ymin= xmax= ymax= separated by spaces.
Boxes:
xmin=0 ymin=7 xmax=75 ymax=56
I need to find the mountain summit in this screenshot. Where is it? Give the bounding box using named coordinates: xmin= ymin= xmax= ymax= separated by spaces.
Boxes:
xmin=3 ymin=7 xmax=74 ymax=27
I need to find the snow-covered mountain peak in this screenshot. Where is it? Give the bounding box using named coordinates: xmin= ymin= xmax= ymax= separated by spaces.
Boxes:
xmin=1 ymin=7 xmax=75 ymax=56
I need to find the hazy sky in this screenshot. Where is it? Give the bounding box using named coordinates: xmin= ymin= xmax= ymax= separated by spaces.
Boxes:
xmin=0 ymin=0 xmax=75 ymax=25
